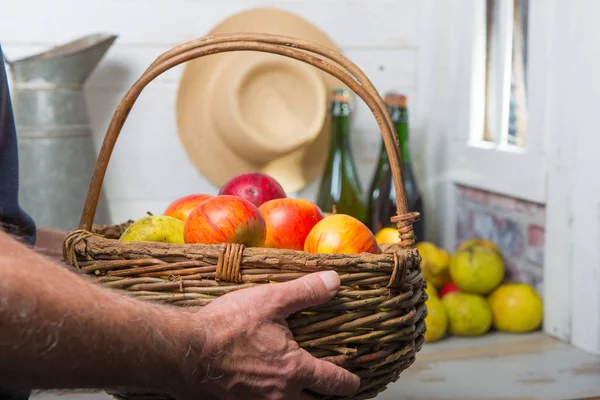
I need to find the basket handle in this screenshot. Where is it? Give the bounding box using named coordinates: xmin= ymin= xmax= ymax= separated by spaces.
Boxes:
xmin=79 ymin=33 xmax=419 ymax=247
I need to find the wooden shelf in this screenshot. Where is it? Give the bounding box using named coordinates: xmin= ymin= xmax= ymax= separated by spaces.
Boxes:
xmin=381 ymin=332 xmax=600 ymax=400
xmin=30 ymin=332 xmax=600 ymax=400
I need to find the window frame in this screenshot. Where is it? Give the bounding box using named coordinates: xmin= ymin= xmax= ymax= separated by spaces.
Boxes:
xmin=432 ymin=0 xmax=600 ymax=355
xmin=449 ymin=0 xmax=546 ymax=206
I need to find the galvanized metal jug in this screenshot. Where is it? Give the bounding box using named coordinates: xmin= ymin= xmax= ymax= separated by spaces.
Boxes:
xmin=6 ymin=33 xmax=116 ymax=231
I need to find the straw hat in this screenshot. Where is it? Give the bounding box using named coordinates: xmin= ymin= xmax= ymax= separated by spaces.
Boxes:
xmin=175 ymin=8 xmax=347 ymax=193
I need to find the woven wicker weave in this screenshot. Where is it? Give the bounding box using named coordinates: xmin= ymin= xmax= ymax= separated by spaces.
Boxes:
xmin=63 ymin=33 xmax=426 ymax=400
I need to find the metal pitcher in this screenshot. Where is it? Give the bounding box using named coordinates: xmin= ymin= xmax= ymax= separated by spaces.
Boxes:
xmin=5 ymin=33 xmax=116 ymax=231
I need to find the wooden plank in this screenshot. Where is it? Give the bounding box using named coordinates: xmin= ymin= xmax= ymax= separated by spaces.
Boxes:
xmin=84 ymin=85 xmax=216 ymax=205
xmin=449 ymin=141 xmax=546 ymax=204
xmin=536 ymin=0 xmax=572 ymax=344
xmin=542 ymin=0 xmax=600 ymax=355
xmin=382 ymin=333 xmax=600 ymax=400
xmin=102 ymin=199 xmax=176 ymax=224
xmin=410 ymin=0 xmax=461 ymax=247
xmin=0 ymin=0 xmax=419 ymax=49
xmin=3 ymin=43 xmax=417 ymax=90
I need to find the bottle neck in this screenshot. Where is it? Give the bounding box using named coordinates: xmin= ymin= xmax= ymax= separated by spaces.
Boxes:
xmin=390 ymin=105 xmax=410 ymax=164
xmin=330 ymin=101 xmax=351 ymax=151
xmin=377 ymin=105 xmax=410 ymax=165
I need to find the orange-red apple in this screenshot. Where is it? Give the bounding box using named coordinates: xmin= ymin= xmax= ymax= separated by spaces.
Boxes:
xmin=219 ymin=172 xmax=286 ymax=208
xmin=304 ymin=214 xmax=381 ymax=255
xmin=259 ymin=198 xmax=324 ymax=250
xmin=164 ymin=194 xmax=212 ymax=222
xmin=184 ymin=195 xmax=266 ymax=247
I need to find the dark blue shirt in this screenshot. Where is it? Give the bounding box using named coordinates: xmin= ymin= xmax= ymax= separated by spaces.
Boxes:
xmin=0 ymin=44 xmax=35 ymax=400
xmin=0 ymin=44 xmax=36 ymax=246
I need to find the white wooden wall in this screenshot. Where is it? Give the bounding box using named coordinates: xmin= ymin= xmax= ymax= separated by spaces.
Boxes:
xmin=1 ymin=0 xmax=427 ymax=230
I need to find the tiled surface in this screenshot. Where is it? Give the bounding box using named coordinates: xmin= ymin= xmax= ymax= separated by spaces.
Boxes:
xmin=455 ymin=185 xmax=546 ymax=295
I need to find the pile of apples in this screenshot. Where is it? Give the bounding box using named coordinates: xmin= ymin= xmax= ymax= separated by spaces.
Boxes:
xmin=123 ymin=172 xmax=381 ymax=255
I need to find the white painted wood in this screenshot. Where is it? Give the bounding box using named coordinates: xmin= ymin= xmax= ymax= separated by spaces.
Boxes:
xmin=411 ymin=0 xmax=461 ymax=248
xmin=488 ymin=0 xmax=515 ymax=146
xmin=542 ymin=0 xmax=600 ymax=356
xmin=528 ymin=0 xmax=571 ymax=344
xmin=525 ymin=1 xmax=550 ymax=158
xmin=84 ymin=85 xmax=216 ymax=202
xmin=445 ymin=0 xmax=546 ymax=204
xmin=5 ymin=44 xmax=419 ymax=91
xmin=106 ymin=198 xmax=180 ymax=224
xmin=0 ymin=0 xmax=421 ymax=225
xmin=452 ymin=0 xmax=486 ymax=144
xmin=3 ymin=44 xmax=183 ymax=88
xmin=0 ymin=0 xmax=419 ymax=49
xmin=394 ymin=332 xmax=600 ymax=400
xmin=451 ymin=141 xmax=546 ymax=204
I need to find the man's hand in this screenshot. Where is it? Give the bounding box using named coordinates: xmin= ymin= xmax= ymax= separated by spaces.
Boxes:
xmin=0 ymin=231 xmax=359 ymax=399
xmin=172 ymin=271 xmax=360 ymax=400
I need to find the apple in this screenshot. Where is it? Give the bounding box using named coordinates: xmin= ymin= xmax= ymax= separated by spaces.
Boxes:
xmin=440 ymin=281 xmax=459 ymax=298
xmin=375 ymin=227 xmax=400 ymax=245
xmin=219 ymin=172 xmax=286 ymax=208
xmin=259 ymin=198 xmax=324 ymax=250
xmin=164 ymin=193 xmax=212 ymax=222
xmin=184 ymin=195 xmax=266 ymax=247
xmin=120 ymin=215 xmax=185 ymax=244
xmin=304 ymin=214 xmax=381 ymax=255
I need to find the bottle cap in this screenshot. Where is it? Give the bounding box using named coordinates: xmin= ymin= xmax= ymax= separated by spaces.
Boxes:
xmin=384 ymin=92 xmax=407 ymax=108
xmin=332 ymin=88 xmax=351 ymax=102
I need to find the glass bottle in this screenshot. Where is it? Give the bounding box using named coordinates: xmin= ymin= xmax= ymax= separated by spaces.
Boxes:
xmin=316 ymin=89 xmax=367 ymax=223
xmin=366 ymin=93 xmax=425 ymax=241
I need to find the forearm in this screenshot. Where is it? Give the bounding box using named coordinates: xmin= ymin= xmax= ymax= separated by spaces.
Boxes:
xmin=0 ymin=231 xmax=193 ymax=393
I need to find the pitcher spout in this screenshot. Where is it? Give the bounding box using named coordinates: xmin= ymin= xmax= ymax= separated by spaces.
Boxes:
xmin=7 ymin=33 xmax=118 ymax=87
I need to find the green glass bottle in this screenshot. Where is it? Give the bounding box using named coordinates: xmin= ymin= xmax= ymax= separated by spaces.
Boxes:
xmin=366 ymin=93 xmax=425 ymax=241
xmin=316 ymin=89 xmax=367 ymax=223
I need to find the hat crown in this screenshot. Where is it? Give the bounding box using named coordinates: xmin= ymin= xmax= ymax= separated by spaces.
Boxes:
xmin=212 ymin=53 xmax=326 ymax=165
xmin=175 ymin=7 xmax=349 ymax=193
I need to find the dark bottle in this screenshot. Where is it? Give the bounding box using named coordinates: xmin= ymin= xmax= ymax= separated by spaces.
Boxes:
xmin=366 ymin=93 xmax=425 ymax=241
xmin=316 ymin=89 xmax=367 ymax=223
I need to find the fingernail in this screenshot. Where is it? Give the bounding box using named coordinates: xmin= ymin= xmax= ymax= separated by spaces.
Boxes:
xmin=319 ymin=271 xmax=340 ymax=292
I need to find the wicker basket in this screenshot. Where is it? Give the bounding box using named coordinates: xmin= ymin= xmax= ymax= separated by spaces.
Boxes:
xmin=62 ymin=33 xmax=426 ymax=400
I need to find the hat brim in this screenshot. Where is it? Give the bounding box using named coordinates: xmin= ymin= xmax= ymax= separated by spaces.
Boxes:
xmin=175 ymin=7 xmax=347 ymax=194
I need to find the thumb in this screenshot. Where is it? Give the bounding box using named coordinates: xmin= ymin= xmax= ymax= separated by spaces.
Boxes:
xmin=271 ymin=271 xmax=341 ymax=318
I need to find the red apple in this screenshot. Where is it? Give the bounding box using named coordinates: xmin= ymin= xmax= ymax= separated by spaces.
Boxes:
xmin=219 ymin=172 xmax=286 ymax=208
xmin=184 ymin=195 xmax=266 ymax=247
xmin=304 ymin=214 xmax=381 ymax=255
xmin=440 ymin=281 xmax=459 ymax=298
xmin=164 ymin=194 xmax=212 ymax=222
xmin=259 ymin=198 xmax=324 ymax=250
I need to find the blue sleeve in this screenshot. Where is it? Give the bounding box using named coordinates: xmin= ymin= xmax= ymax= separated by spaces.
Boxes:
xmin=0 ymin=44 xmax=36 ymax=246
